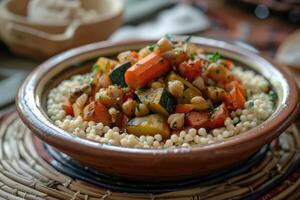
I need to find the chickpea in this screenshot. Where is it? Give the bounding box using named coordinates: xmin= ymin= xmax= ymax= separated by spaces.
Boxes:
xmin=98 ymin=74 xmax=112 ymax=88
xmin=157 ymin=37 xmax=173 ymax=53
xmin=69 ymin=88 xmax=83 ymax=103
xmin=117 ymin=50 xmax=138 ymax=64
xmin=185 ymin=43 xmax=197 ymax=56
xmin=191 ymin=96 xmax=209 ymax=110
xmin=193 ymin=76 xmax=205 ymax=90
xmin=205 ymin=87 xmax=227 ymax=103
xmin=135 ymin=103 xmax=149 ymax=117
xmin=122 ymin=99 xmax=137 ymax=117
xmin=96 ymin=90 xmax=114 ymax=108
xmin=108 ymin=107 xmax=119 ymax=123
xmin=207 ymin=63 xmax=230 ymax=82
xmin=151 ymin=81 xmax=164 ymax=89
xmin=162 ymin=49 xmax=188 ymax=66
xmin=106 ymin=85 xmax=124 ymax=105
xmin=96 ymin=86 xmax=123 ymax=108
xmin=168 ymin=80 xmax=184 ymax=97
xmin=168 ymin=113 xmax=185 ymax=130
xmin=117 ymin=51 xmax=131 ymax=64
xmin=81 ymin=84 xmax=92 ymax=94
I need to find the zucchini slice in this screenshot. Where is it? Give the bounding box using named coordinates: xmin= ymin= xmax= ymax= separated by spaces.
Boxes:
xmin=109 ymin=62 xmax=131 ymax=87
xmin=137 ymin=88 xmax=176 ymax=116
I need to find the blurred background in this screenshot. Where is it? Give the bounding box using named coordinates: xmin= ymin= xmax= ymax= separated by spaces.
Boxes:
xmin=0 ymin=0 xmax=299 ymax=115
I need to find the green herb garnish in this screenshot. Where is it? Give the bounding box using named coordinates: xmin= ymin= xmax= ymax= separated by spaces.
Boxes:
xmin=148 ymin=44 xmax=157 ymax=52
xmin=136 ymin=104 xmax=140 ymax=112
xmin=209 ymin=52 xmax=220 ymax=63
xmin=246 ymin=90 xmax=251 ymax=100
xmin=191 ymin=53 xmax=197 ymax=60
xmin=248 ymin=101 xmax=254 ymax=109
xmin=92 ymin=64 xmax=99 ymax=73
xmin=207 ymin=102 xmax=214 ymax=112
xmin=136 ymin=88 xmax=145 ymax=93
xmin=184 ymin=35 xmax=192 ymax=43
xmin=268 ymin=90 xmax=278 ymax=107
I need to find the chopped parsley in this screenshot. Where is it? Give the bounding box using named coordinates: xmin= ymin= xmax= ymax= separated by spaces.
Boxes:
xmin=247 ymin=101 xmax=254 ymax=109
xmin=246 ymin=90 xmax=251 ymax=100
xmin=136 ymin=104 xmax=140 ymax=112
xmin=268 ymin=90 xmax=278 ymax=107
xmin=136 ymin=88 xmax=145 ymax=93
xmin=207 ymin=102 xmax=214 ymax=112
xmin=184 ymin=35 xmax=192 ymax=43
xmin=209 ymin=52 xmax=220 ymax=63
xmin=191 ymin=53 xmax=197 ymax=60
xmin=92 ymin=64 xmax=99 ymax=73
xmin=148 ymin=44 xmax=157 ymax=51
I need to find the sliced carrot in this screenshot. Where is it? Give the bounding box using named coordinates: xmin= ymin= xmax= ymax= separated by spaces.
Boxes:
xmin=225 ymin=81 xmax=246 ymax=97
xmin=206 ymin=103 xmax=229 ymax=129
xmin=234 ymin=81 xmax=246 ymax=97
xmin=178 ymin=59 xmax=202 ymax=82
xmin=131 ymin=51 xmax=138 ymax=59
xmin=225 ymin=81 xmax=246 ymax=110
xmin=225 ymin=86 xmax=246 ymax=111
xmin=63 ymin=101 xmax=74 ymax=116
xmin=185 ymin=111 xmax=209 ymax=129
xmin=175 ymin=104 xmax=194 ymax=113
xmin=83 ymin=101 xmax=111 ymax=126
xmin=221 ymin=59 xmax=233 ymax=70
xmin=125 ymin=52 xmax=170 ymax=89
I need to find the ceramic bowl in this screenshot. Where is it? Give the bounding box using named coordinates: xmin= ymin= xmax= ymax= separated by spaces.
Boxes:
xmin=0 ymin=0 xmax=123 ymax=59
xmin=17 ymin=36 xmax=300 ymax=182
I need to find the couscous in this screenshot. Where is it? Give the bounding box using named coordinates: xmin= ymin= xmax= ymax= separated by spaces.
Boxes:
xmin=47 ymin=36 xmax=277 ymax=148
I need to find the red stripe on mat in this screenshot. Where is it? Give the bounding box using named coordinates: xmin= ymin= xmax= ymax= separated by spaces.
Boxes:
xmin=34 ymin=136 xmax=54 ymax=163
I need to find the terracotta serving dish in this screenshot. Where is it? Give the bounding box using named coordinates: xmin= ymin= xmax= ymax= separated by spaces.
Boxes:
xmin=17 ymin=36 xmax=300 ymax=182
xmin=0 ymin=0 xmax=123 ymax=59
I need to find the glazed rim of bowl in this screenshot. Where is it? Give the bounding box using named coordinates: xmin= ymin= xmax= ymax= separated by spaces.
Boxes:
xmin=17 ymin=36 xmax=300 ymax=156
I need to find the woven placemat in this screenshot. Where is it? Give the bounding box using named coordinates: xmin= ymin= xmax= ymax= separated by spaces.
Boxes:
xmin=37 ymin=140 xmax=269 ymax=194
xmin=1 ymin=112 xmax=300 ymax=200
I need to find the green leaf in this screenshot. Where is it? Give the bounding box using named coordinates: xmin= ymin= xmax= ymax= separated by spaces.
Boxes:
xmin=136 ymin=104 xmax=140 ymax=112
xmin=136 ymin=88 xmax=145 ymax=93
xmin=190 ymin=53 xmax=197 ymax=60
xmin=148 ymin=44 xmax=157 ymax=52
xmin=209 ymin=52 xmax=220 ymax=63
xmin=246 ymin=90 xmax=251 ymax=100
xmin=248 ymin=101 xmax=254 ymax=109
xmin=92 ymin=64 xmax=99 ymax=73
xmin=268 ymin=90 xmax=278 ymax=107
xmin=184 ymin=35 xmax=192 ymax=43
